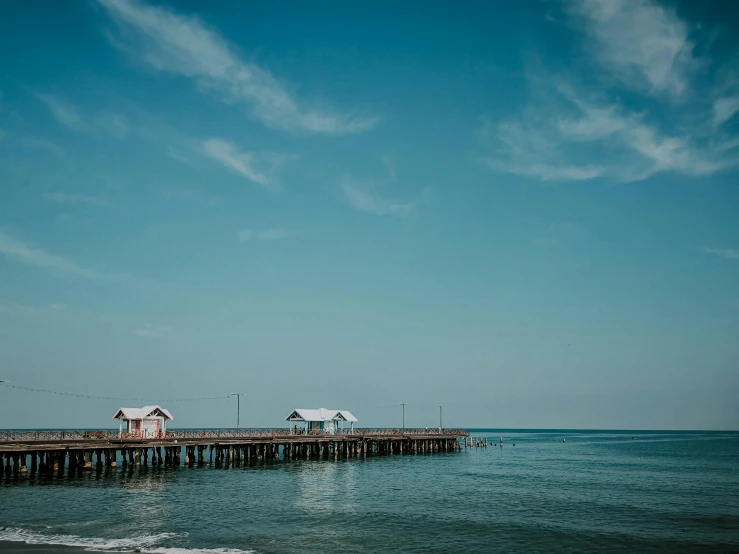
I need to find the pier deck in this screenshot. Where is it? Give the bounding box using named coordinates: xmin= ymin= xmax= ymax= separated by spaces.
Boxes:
xmin=0 ymin=428 xmax=470 ymax=474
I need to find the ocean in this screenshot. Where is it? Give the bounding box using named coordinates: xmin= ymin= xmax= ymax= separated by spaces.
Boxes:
xmin=1 ymin=430 xmax=737 ymax=553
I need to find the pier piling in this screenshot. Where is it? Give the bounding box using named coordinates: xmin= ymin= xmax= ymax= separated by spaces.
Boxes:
xmin=1 ymin=429 xmax=469 ymax=477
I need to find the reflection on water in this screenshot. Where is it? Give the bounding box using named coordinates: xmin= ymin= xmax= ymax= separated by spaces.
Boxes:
xmin=295 ymin=460 xmax=339 ymax=514
xmin=294 ymin=459 xmax=359 ymax=517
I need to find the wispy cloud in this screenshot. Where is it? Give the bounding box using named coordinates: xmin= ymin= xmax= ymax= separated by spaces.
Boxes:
xmin=42 ymin=192 xmax=111 ymax=207
xmin=165 ymin=146 xmax=197 ymax=166
xmin=0 ymin=231 xmax=144 ymax=285
xmin=36 ymin=94 xmax=129 ymax=138
xmin=482 ymin=92 xmax=736 ymax=183
xmin=20 ymin=137 xmax=66 ymax=158
xmin=158 ymin=187 xmax=219 ymax=206
xmin=702 ymin=247 xmax=739 ymax=260
xmin=202 ymin=138 xmax=294 ymax=189
xmin=0 ymin=300 xmax=68 ymax=317
xmin=481 ymin=0 xmax=739 ymax=183
xmin=35 ymin=91 xmax=292 ymax=187
xmin=566 ymin=0 xmax=696 ymax=99
xmin=341 ymin=179 xmax=416 ymax=216
xmin=0 ymin=231 xmax=103 ymax=279
xmin=381 ymin=155 xmax=397 ymax=182
xmin=257 ymin=228 xmax=297 ymax=241
xmin=237 ymin=228 xmax=297 ymax=242
xmin=482 ymin=116 xmax=608 ymax=181
xmin=94 ymin=112 xmax=130 ymax=138
xmin=135 ymin=323 xmax=170 ymax=338
xmin=534 ymin=220 xmax=589 ymax=246
xmin=341 ymin=159 xmax=428 ymax=216
xmin=36 ymin=94 xmax=89 ymax=132
xmin=714 ymin=96 xmax=739 ymax=128
xmin=97 ymin=0 xmax=377 ymax=135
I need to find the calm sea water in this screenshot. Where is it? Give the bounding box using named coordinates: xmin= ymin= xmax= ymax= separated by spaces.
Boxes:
xmin=1 ymin=430 xmax=738 ymax=553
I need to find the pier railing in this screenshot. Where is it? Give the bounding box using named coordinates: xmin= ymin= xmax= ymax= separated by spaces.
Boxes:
xmin=354 ymin=429 xmax=467 ymax=437
xmin=0 ymin=428 xmax=468 ymax=443
xmin=0 ymin=430 xmax=120 ymax=442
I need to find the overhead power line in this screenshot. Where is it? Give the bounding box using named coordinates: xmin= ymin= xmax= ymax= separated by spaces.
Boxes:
xmin=0 ymin=382 xmax=230 ymax=403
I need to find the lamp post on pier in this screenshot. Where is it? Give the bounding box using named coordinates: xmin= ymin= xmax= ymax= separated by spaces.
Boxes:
xmin=438 ymin=405 xmax=443 ymax=430
xmin=230 ymin=393 xmax=246 ymax=430
xmin=399 ymin=402 xmax=408 ymax=431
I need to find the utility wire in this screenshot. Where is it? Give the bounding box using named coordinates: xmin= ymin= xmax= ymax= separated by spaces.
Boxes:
xmin=0 ymin=382 xmax=229 ymax=403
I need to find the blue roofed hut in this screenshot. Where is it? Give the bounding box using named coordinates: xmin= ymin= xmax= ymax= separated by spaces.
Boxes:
xmin=285 ymin=408 xmax=358 ymax=435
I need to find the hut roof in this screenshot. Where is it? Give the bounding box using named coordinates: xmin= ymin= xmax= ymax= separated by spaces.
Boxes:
xmin=112 ymin=405 xmax=173 ymax=421
xmin=285 ymin=408 xmax=357 ymax=423
xmin=337 ymin=410 xmax=358 ymax=422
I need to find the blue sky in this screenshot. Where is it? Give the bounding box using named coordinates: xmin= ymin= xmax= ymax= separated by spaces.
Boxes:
xmin=1 ymin=0 xmax=738 ymax=430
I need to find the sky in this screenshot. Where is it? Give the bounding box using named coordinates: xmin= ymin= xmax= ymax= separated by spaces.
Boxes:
xmin=1 ymin=0 xmax=738 ymax=430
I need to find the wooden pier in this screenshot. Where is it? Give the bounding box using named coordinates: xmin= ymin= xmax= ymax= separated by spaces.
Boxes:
xmin=0 ymin=428 xmax=469 ymax=475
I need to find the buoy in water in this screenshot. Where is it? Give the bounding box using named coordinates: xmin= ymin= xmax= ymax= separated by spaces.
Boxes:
xmin=562 ymin=439 xmax=566 ymax=443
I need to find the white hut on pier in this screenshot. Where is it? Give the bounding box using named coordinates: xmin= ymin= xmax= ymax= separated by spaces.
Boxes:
xmin=285 ymin=408 xmax=357 ymax=435
xmin=113 ymin=406 xmax=173 ymax=438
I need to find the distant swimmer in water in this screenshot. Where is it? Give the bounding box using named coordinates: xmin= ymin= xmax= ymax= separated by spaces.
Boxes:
xmin=563 ymin=439 xmax=566 ymax=443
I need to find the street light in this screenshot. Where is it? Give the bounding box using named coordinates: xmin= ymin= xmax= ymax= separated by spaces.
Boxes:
xmin=399 ymin=402 xmax=408 ymax=430
xmin=438 ymin=405 xmax=443 ymax=430
xmin=230 ymin=393 xmax=246 ymax=430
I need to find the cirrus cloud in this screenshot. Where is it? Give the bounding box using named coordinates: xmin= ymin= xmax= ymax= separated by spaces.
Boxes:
xmin=237 ymin=228 xmax=298 ymax=242
xmin=202 ymin=138 xmax=295 ymax=189
xmin=481 ymin=0 xmax=739 ymax=184
xmin=97 ymin=0 xmax=378 ymax=136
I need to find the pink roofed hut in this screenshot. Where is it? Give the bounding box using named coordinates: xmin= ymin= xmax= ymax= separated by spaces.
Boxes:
xmin=113 ymin=406 xmax=173 ymax=438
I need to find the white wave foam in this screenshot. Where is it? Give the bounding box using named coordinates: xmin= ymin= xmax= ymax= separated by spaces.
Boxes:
xmin=0 ymin=527 xmax=255 ymax=553
xmin=142 ymin=547 xmax=254 ymax=554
